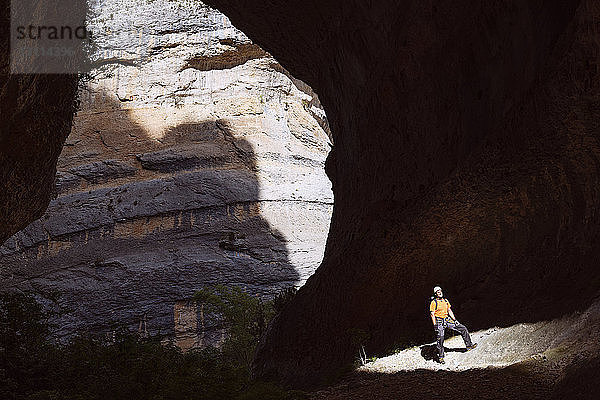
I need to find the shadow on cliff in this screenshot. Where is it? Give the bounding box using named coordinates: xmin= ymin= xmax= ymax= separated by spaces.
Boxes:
xmin=0 ymin=89 xmax=302 ymax=343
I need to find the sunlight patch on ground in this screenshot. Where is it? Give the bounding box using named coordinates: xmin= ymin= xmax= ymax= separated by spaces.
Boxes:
xmin=359 ymin=326 xmax=540 ymax=373
xmin=360 ymin=297 xmax=600 ymax=373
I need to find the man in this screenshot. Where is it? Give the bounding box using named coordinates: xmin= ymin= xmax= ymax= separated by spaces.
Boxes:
xmin=430 ymin=286 xmax=477 ymax=364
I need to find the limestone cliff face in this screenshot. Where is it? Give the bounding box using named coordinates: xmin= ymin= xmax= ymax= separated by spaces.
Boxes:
xmin=0 ymin=0 xmax=332 ymax=341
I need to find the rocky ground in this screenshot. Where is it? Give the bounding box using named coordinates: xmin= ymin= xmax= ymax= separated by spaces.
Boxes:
xmin=310 ymin=296 xmax=600 ymax=399
xmin=309 ymin=365 xmax=553 ymax=400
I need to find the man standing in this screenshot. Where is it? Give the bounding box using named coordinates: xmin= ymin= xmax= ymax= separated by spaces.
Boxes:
xmin=430 ymin=286 xmax=477 ymax=364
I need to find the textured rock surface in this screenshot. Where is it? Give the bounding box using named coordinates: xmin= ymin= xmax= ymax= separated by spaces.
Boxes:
xmin=199 ymin=0 xmax=600 ymax=388
xmin=0 ymin=0 xmax=332 ymax=341
xmin=3 ymin=0 xmax=600 ymax=392
xmin=0 ymin=0 xmax=80 ymax=244
xmin=312 ymin=297 xmax=600 ymax=399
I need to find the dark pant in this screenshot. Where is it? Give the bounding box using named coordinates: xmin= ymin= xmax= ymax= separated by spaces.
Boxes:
xmin=435 ymin=317 xmax=473 ymax=358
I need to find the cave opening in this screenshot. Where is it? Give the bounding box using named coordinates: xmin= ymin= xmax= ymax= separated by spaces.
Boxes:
xmin=2 ymin=0 xmax=600 ymax=397
xmin=201 ymin=0 xmax=600 ymax=392
xmin=0 ymin=0 xmax=333 ymax=349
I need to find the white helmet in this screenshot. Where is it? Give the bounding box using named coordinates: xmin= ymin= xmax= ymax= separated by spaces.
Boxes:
xmin=433 ymin=286 xmax=442 ymax=293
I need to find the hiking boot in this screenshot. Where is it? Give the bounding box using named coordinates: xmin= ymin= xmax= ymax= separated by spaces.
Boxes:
xmin=466 ymin=343 xmax=478 ymax=351
xmin=439 ymin=357 xmax=445 ymax=364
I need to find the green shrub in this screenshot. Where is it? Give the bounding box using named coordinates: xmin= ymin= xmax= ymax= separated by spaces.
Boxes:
xmin=0 ymin=292 xmax=54 ymax=399
xmin=0 ymin=287 xmax=302 ymax=400
xmin=194 ymin=285 xmax=276 ymax=369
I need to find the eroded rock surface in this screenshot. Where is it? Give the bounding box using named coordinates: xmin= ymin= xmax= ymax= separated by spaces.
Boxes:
xmin=0 ymin=0 xmax=332 ymax=342
xmin=0 ymin=0 xmax=80 ymax=245
xmin=200 ymin=0 xmax=600 ymax=388
xmin=3 ymin=0 xmax=600 ymax=392
xmin=314 ymin=296 xmax=600 ymax=399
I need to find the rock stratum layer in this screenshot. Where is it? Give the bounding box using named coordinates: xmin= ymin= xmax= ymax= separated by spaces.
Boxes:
xmin=0 ymin=0 xmax=332 ymax=343
xmin=2 ymin=0 xmax=600 ymax=392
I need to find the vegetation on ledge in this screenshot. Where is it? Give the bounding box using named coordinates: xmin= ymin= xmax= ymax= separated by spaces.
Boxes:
xmin=0 ymin=288 xmax=303 ymax=400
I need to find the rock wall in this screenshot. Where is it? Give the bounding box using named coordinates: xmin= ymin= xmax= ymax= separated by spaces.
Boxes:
xmin=201 ymin=0 xmax=600 ymax=388
xmin=0 ymin=0 xmax=80 ymax=245
xmin=0 ymin=0 xmax=332 ymax=341
xmin=3 ymin=0 xmax=600 ymax=392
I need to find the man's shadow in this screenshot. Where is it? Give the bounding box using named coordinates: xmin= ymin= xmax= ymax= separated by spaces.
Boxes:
xmin=420 ymin=342 xmax=468 ymax=361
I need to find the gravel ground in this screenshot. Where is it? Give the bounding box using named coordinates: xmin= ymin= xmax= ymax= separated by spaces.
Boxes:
xmin=309 ymin=297 xmax=600 ymax=399
xmin=358 ymin=325 xmax=553 ymax=374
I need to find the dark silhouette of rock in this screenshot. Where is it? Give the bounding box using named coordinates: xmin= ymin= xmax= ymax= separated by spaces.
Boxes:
xmin=200 ymin=0 xmax=600 ymax=388
xmin=2 ymin=0 xmax=600 ymax=392
xmin=0 ymin=0 xmax=81 ymax=244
